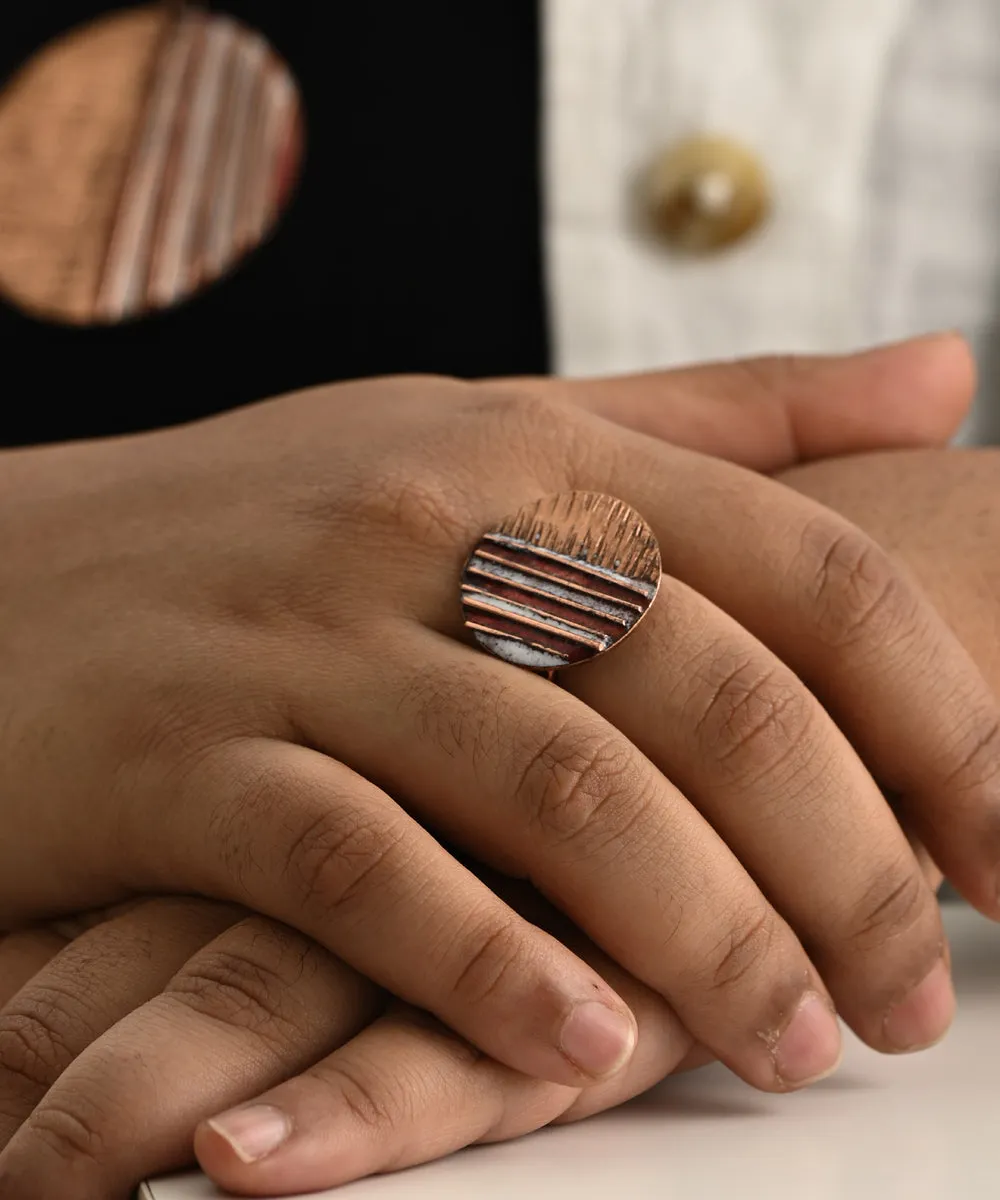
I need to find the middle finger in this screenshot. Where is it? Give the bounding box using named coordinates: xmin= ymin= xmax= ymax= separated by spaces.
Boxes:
xmin=306 ymin=582 xmax=951 ymax=1067
xmin=300 ymin=622 xmax=845 ymax=1092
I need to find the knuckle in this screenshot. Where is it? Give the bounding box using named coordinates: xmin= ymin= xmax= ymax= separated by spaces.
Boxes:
xmin=847 ymin=860 xmax=931 ymax=952
xmin=284 ymin=809 xmax=410 ymax=920
xmin=943 ymin=714 xmax=1000 ymax=795
xmin=478 ymin=387 xmax=564 ymax=437
xmin=450 ymin=917 xmax=527 ymax=1008
xmin=702 ymin=906 xmax=779 ymax=995
xmin=801 ymin=518 xmax=917 ymax=649
xmin=515 ymin=722 xmax=640 ymax=848
xmin=475 ymin=386 xmax=601 ymax=488
xmin=736 ymin=354 xmax=817 ymax=400
xmin=321 ymin=1059 xmax=405 ymax=1133
xmin=26 ymin=1095 xmax=110 ymax=1173
xmin=354 ymin=464 xmax=474 ymax=552
xmin=168 ymin=946 xmax=290 ymax=1035
xmin=694 ymin=653 xmax=815 ymax=782
xmin=0 ymin=993 xmax=85 ymax=1092
xmin=209 ymin=752 xmax=307 ymax=855
xmin=161 ymin=921 xmax=330 ymax=1060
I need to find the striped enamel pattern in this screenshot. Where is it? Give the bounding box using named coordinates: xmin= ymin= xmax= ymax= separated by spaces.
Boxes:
xmin=461 ymin=492 xmax=661 ymax=673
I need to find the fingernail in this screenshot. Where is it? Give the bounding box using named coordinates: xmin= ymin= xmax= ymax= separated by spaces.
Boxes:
xmin=883 ymin=958 xmax=955 ymax=1052
xmin=206 ymin=1105 xmax=291 ymax=1165
xmin=559 ymin=1001 xmax=636 ymax=1078
xmin=773 ymin=993 xmax=842 ymax=1087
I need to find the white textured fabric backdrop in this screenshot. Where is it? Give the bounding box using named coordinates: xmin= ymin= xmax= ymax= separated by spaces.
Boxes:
xmin=543 ymin=0 xmax=1000 ymax=445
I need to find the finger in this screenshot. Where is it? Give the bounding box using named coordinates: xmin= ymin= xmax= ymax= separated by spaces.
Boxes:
xmin=0 ymin=899 xmax=182 ymax=1012
xmin=0 ymin=898 xmax=240 ymax=1148
xmin=0 ymin=931 xmax=69 ymax=1009
xmin=302 ymin=629 xmax=842 ymax=1093
xmin=0 ymin=915 xmax=380 ymax=1200
xmin=586 ymin=428 xmax=1000 ymax=921
xmin=559 ymin=333 xmax=975 ymax=469
xmin=563 ymin=574 xmax=953 ymax=1053
xmin=196 ymin=923 xmax=691 ymax=1195
xmin=150 ymin=739 xmax=640 ymax=1089
xmin=352 ymin=595 xmax=947 ymax=1061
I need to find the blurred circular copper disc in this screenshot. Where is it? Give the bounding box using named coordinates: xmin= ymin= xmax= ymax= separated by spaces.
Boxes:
xmin=0 ymin=3 xmax=304 ymax=324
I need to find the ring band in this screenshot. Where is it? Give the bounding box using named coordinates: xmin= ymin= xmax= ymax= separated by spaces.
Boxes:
xmin=461 ymin=491 xmax=661 ymax=674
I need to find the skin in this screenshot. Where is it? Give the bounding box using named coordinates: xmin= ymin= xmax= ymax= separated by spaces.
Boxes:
xmin=0 ymin=337 xmax=998 ymax=1197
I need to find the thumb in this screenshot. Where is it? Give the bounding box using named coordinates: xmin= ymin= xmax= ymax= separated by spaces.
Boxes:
xmin=560 ymin=333 xmax=975 ymax=472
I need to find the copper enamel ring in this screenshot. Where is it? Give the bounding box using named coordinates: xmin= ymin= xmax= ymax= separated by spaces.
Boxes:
xmin=460 ymin=491 xmax=662 ymax=677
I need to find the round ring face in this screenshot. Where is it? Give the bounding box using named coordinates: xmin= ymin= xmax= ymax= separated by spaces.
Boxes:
xmin=461 ymin=491 xmax=662 ymax=672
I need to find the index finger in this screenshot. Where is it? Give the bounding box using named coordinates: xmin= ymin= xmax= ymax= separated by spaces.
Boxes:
xmin=561 ymin=334 xmax=975 ymax=469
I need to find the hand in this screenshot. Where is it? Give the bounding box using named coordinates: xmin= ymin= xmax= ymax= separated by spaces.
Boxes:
xmin=774 ymin=446 xmax=1000 ymax=893
xmin=0 ymin=341 xmax=980 ymax=1198
xmin=778 ymin=443 xmax=1000 ymax=890
xmin=0 ymin=889 xmax=702 ymax=1198
xmin=0 ymin=349 xmax=967 ymax=1199
xmin=779 ymin=446 xmax=1000 ymax=696
xmin=0 ymin=338 xmax=994 ymax=1110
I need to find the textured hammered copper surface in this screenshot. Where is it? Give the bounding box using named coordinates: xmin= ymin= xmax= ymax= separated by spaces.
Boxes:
xmin=462 ymin=491 xmax=661 ymax=672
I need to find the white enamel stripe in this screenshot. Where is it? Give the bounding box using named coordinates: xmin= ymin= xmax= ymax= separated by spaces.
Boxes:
xmin=466 ymin=557 xmax=638 ymax=625
xmin=483 ymin=533 xmax=659 ymax=600
xmin=462 ymin=592 xmax=612 ymax=650
xmin=466 ymin=629 xmax=570 ymax=672
xmin=94 ymin=11 xmax=200 ymax=320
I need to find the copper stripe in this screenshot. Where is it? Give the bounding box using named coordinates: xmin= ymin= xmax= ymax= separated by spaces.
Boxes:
xmin=461 ymin=582 xmax=630 ymax=639
xmin=466 ymin=558 xmax=641 ymax=623
xmin=461 ymin=594 xmax=608 ymax=650
xmin=471 ymin=550 xmax=646 ymax=613
xmin=484 ymin=532 xmax=658 ymax=598
xmin=481 ymin=537 xmax=656 ymax=605
xmin=464 ymin=620 xmax=586 ymax=664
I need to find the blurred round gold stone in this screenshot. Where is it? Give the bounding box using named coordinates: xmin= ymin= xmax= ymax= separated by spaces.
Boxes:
xmin=644 ymin=135 xmax=771 ymax=254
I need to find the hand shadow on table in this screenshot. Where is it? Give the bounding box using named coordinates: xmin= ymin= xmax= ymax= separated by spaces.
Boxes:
xmin=627 ymin=1063 xmax=879 ymax=1123
xmin=629 ymin=904 xmax=1000 ymax=1121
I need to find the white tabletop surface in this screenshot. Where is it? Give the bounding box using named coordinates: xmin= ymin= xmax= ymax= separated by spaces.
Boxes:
xmin=143 ymin=903 xmax=998 ymax=1200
